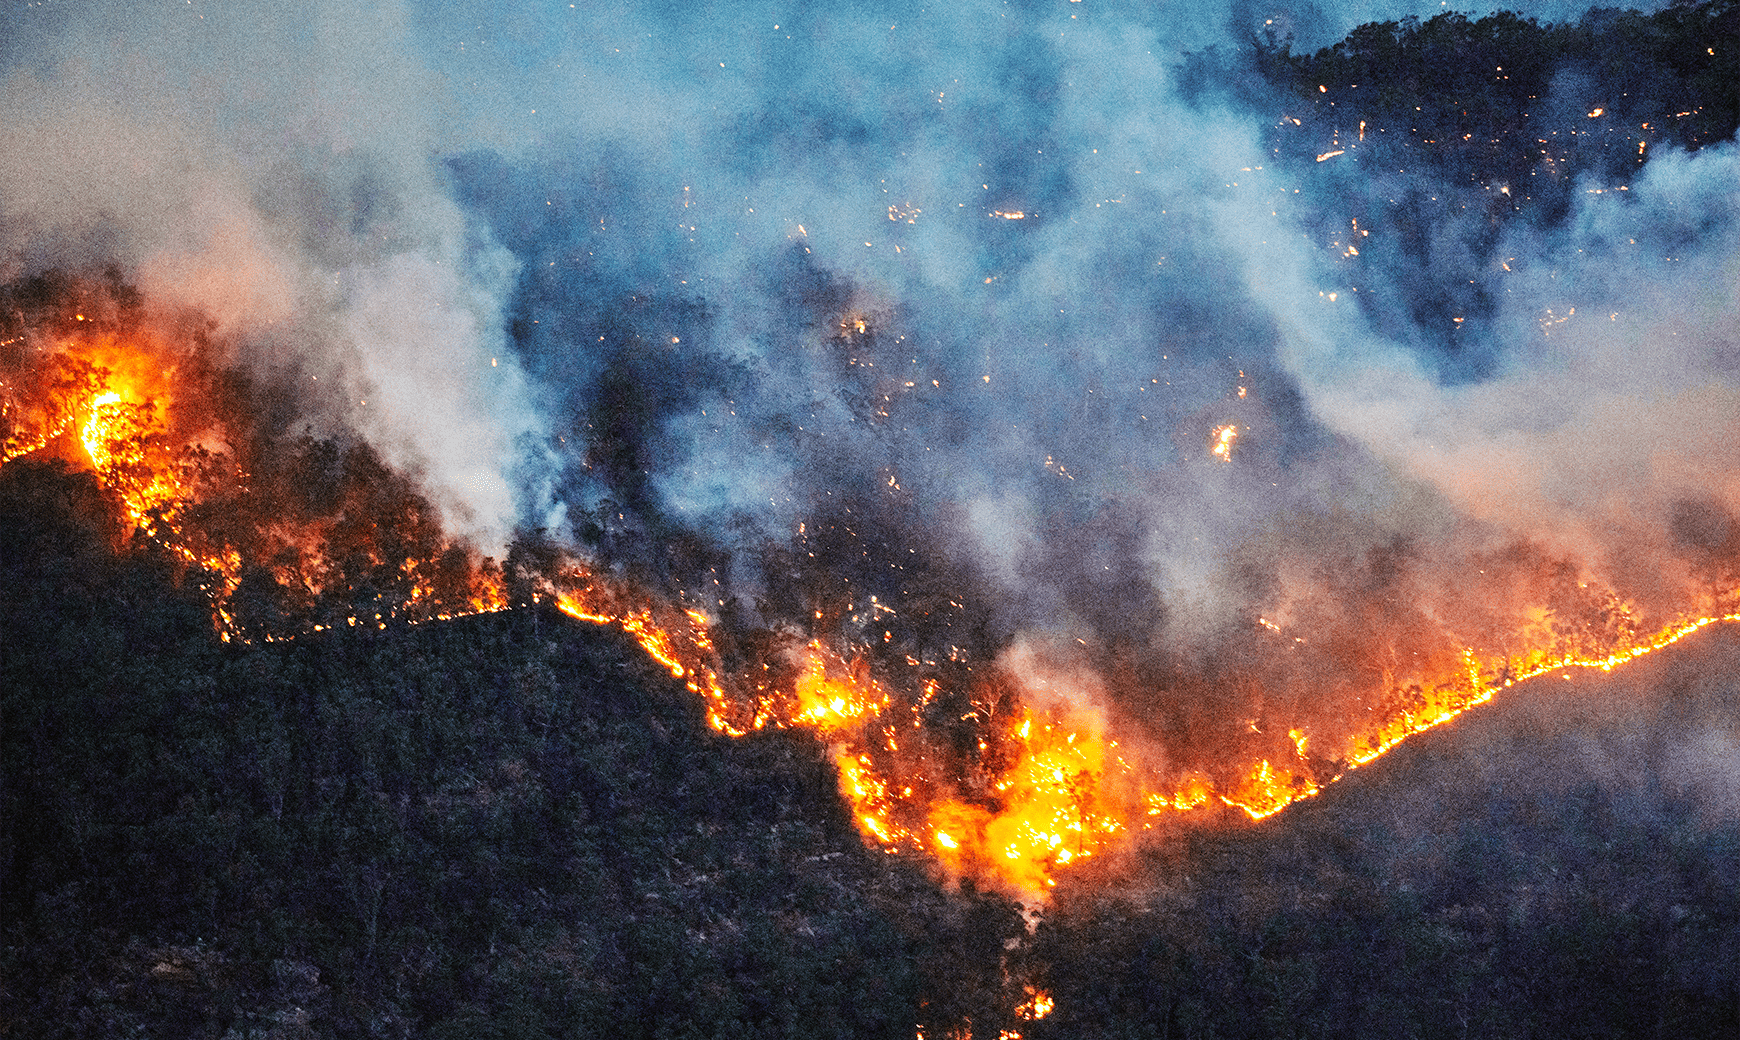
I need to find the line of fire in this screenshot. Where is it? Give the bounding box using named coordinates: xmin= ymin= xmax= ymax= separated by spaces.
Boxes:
xmin=8 ymin=271 xmax=1737 ymax=916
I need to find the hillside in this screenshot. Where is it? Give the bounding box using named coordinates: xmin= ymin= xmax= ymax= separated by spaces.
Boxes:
xmin=0 ymin=459 xmax=1028 ymax=1040
xmin=1021 ymin=627 xmax=1740 ymax=1039
xmin=10 ymin=457 xmax=1740 ymax=1039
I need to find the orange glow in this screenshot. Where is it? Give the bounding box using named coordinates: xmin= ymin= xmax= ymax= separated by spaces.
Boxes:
xmin=16 ymin=281 xmax=1740 ymax=909
xmin=554 ymin=592 xmax=751 ymax=737
xmin=77 ymin=386 xmax=184 ymax=527
xmin=920 ymin=708 xmax=1124 ymax=896
xmin=785 ymin=645 xmax=1135 ymax=895
xmin=835 ymin=750 xmax=910 ymax=847
xmin=79 ymin=390 xmax=123 ymax=462
xmin=1211 ymin=424 xmax=1239 ymax=461
xmin=3 ymin=303 xmax=520 ymax=641
xmin=1221 ymin=758 xmax=1318 ymax=821
xmin=1145 ymin=775 xmax=1214 ymax=814
xmin=37 ymin=339 xmax=247 ymax=608
xmin=794 ymin=644 xmax=887 ymax=730
xmin=1014 ymin=989 xmax=1054 ymax=1021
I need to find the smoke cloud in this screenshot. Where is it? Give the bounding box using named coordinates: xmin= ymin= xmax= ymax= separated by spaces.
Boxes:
xmin=0 ymin=0 xmax=542 ymax=543
xmin=6 ymin=0 xmax=1734 ymax=781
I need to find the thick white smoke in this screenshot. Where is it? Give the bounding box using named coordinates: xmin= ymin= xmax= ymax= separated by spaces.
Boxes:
xmin=1260 ymin=141 xmax=1740 ymax=615
xmin=0 ymin=0 xmax=544 ymax=546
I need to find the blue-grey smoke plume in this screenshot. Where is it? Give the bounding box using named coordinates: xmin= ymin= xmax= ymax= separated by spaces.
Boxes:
xmin=4 ymin=0 xmax=1734 ymax=776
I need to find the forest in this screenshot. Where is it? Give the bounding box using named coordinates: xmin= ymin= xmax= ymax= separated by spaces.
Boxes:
xmin=7 ymin=451 xmax=1740 ymax=1038
xmin=6 ymin=2 xmax=1740 ymax=1036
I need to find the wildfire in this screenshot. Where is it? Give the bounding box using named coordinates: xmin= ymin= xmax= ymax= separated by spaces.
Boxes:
xmin=76 ymin=386 xmax=184 ymax=527
xmin=794 ymin=644 xmax=887 ymax=729
xmin=920 ymin=709 xmax=1124 ymax=894
xmin=12 ymin=276 xmax=1740 ymax=907
xmin=8 ymin=283 xmax=1740 ymax=1040
xmin=1014 ymin=989 xmax=1053 ymax=1020
xmin=0 ymin=323 xmax=257 ymax=616
xmin=79 ymin=390 xmax=123 ymax=461
xmin=554 ymin=593 xmax=751 ymax=736
xmin=837 ymin=750 xmax=910 ymax=846
xmin=3 ymin=287 xmax=508 ymax=638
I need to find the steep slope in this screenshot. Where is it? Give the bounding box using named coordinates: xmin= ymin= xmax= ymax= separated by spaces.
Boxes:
xmin=0 ymin=460 xmax=1028 ymax=1040
xmin=1023 ymin=627 xmax=1740 ymax=1039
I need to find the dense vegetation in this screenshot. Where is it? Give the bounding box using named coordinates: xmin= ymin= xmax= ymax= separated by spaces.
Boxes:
xmin=10 ymin=442 xmax=1740 ymax=1039
xmin=1 ymin=459 xmax=1027 ymax=1039
xmin=1188 ymin=0 xmax=1738 ymax=178
xmin=1017 ymin=640 xmax=1740 ymax=1039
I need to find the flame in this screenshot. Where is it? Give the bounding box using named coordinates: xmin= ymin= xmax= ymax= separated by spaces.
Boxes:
xmin=4 ymin=299 xmax=508 ymax=639
xmin=836 ymin=749 xmax=909 ymax=846
xmin=554 ymin=592 xmax=751 ymax=736
xmin=1014 ymin=989 xmax=1053 ymax=1021
xmin=13 ymin=279 xmax=1740 ymax=907
xmin=77 ymin=386 xmax=183 ymax=526
xmin=79 ymin=390 xmax=123 ymax=461
xmin=29 ymin=339 xmax=249 ymax=608
xmin=1211 ymin=423 xmax=1239 ymax=461
xmin=506 ymin=540 xmax=1740 ymax=896
xmin=794 ymin=644 xmax=887 ymax=729
xmin=920 ymin=709 xmax=1124 ymax=896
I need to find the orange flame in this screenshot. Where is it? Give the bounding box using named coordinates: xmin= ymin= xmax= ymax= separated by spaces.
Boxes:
xmin=1211 ymin=423 xmax=1239 ymax=461
xmin=1014 ymin=988 xmax=1054 ymax=1021
xmin=794 ymin=644 xmax=887 ymax=729
xmin=14 ymin=284 xmax=1740 ymax=908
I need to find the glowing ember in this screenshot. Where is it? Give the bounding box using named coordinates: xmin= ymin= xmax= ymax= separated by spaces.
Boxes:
xmin=921 ymin=709 xmax=1124 ymax=895
xmin=1014 ymin=988 xmax=1053 ymax=1021
xmin=2 ymin=292 xmax=508 ymax=640
xmin=79 ymin=390 xmax=123 ymax=461
xmin=1211 ymin=423 xmax=1239 ymax=461
xmin=794 ymin=644 xmax=886 ymax=729
xmin=554 ymin=592 xmax=750 ymax=737
xmin=836 ymin=750 xmax=908 ymax=846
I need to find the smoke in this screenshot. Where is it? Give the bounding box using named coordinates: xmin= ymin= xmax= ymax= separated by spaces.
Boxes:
xmin=5 ymin=0 xmax=1735 ymax=781
xmin=0 ymin=0 xmax=543 ymax=544
xmin=1264 ymin=140 xmax=1740 ymax=618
